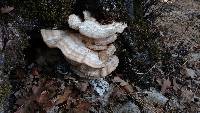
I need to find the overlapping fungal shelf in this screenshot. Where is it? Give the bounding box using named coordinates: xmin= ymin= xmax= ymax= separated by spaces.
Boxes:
xmin=41 ymin=11 xmax=127 ymax=78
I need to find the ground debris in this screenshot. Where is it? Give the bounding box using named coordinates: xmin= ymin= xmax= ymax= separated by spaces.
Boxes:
xmin=113 ymin=101 xmax=141 ymax=113
xmin=185 ymin=68 xmax=197 ymax=78
xmin=143 ymin=89 xmax=169 ymax=106
xmin=89 ymin=79 xmax=109 ymax=96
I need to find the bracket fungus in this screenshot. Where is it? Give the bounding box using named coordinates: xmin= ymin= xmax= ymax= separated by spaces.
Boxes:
xmin=41 ymin=11 xmax=127 ymax=78
xmin=68 ymin=11 xmax=127 ymax=39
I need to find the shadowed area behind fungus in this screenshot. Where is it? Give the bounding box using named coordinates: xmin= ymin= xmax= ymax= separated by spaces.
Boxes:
xmin=24 ymin=30 xmax=71 ymax=76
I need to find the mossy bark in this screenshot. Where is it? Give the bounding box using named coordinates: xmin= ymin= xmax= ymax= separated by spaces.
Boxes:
xmin=4 ymin=0 xmax=75 ymax=28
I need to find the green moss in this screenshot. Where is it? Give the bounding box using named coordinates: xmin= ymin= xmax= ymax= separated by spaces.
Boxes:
xmin=113 ymin=0 xmax=161 ymax=88
xmin=0 ymin=82 xmax=11 ymax=105
xmin=131 ymin=0 xmax=161 ymax=60
xmin=8 ymin=0 xmax=74 ymax=27
xmin=3 ymin=28 xmax=29 ymax=73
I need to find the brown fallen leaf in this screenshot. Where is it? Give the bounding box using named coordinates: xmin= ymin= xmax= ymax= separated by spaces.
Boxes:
xmin=15 ymin=68 xmax=26 ymax=80
xmin=54 ymin=87 xmax=72 ymax=105
xmin=14 ymin=105 xmax=25 ymax=113
xmin=79 ymin=82 xmax=89 ymax=92
xmin=113 ymin=76 xmax=128 ymax=86
xmin=123 ymin=85 xmax=134 ymax=93
xmin=156 ymin=78 xmax=162 ymax=86
xmin=172 ymin=78 xmax=180 ymax=91
xmin=74 ymin=101 xmax=91 ymax=113
xmin=15 ymin=98 xmax=26 ymax=106
xmin=181 ymin=88 xmax=194 ymax=103
xmin=36 ymin=91 xmax=54 ymax=111
xmin=36 ymin=91 xmax=49 ymax=104
xmin=31 ymin=67 xmax=40 ymax=76
xmin=193 ymin=45 xmax=200 ymax=51
xmin=32 ymin=85 xmax=41 ymax=95
xmin=1 ymin=6 xmax=14 ymax=13
xmin=113 ymin=76 xmax=134 ymax=93
xmin=161 ymin=77 xmax=171 ymax=94
xmin=15 ymin=100 xmax=40 ymax=113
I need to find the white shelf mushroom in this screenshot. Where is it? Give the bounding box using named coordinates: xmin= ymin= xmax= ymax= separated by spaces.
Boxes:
xmin=68 ymin=11 xmax=127 ymax=39
xmin=41 ymin=29 xmax=105 ymax=68
xmin=41 ymin=11 xmax=127 ymax=78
